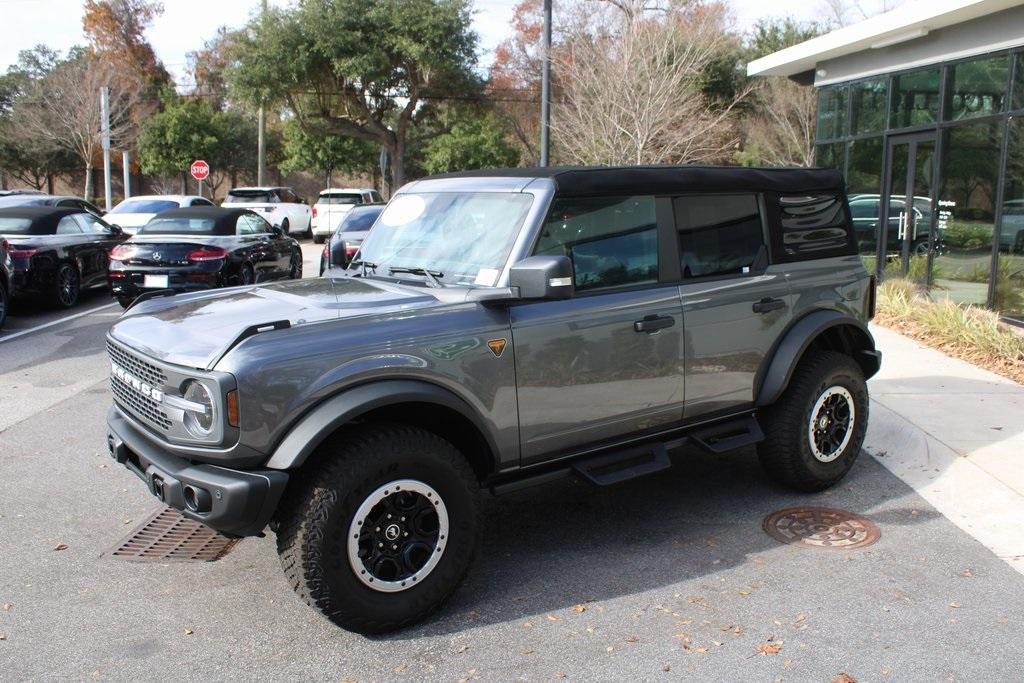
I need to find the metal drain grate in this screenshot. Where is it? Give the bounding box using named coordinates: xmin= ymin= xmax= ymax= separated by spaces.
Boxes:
xmin=110 ymin=507 xmax=240 ymax=562
xmin=763 ymin=506 xmax=880 ymax=550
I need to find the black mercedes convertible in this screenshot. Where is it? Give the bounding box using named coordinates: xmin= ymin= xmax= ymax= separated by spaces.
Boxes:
xmin=108 ymin=206 xmax=303 ymax=308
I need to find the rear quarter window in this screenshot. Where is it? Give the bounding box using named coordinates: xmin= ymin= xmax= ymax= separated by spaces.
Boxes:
xmin=770 ymin=194 xmax=857 ymax=261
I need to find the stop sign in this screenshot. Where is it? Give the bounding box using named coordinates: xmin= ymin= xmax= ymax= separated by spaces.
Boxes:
xmin=190 ymin=159 xmax=210 ymax=181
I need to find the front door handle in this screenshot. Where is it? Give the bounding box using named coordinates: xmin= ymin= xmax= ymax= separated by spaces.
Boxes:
xmin=753 ymin=297 xmax=786 ymax=314
xmin=633 ymin=314 xmax=675 ymax=333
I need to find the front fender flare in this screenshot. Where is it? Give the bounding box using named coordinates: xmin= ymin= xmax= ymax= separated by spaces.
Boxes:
xmin=755 ymin=310 xmax=879 ymax=407
xmin=263 ymin=379 xmax=498 ymax=470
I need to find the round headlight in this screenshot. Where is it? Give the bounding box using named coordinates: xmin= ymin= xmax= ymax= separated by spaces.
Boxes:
xmin=182 ymin=380 xmax=215 ymax=437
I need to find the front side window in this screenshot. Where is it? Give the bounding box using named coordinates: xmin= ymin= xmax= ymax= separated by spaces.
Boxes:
xmin=674 ymin=194 xmax=764 ymax=279
xmin=535 ymin=196 xmax=657 ymax=292
xmin=236 ymin=214 xmax=268 ymax=235
xmin=356 ymin=192 xmax=534 ymax=287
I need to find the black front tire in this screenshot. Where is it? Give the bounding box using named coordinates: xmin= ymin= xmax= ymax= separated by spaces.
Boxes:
xmin=51 ymin=262 xmax=80 ymax=309
xmin=757 ymin=350 xmax=868 ymax=492
xmin=275 ymin=424 xmax=480 ymax=634
xmin=116 ymin=296 xmax=133 ymax=309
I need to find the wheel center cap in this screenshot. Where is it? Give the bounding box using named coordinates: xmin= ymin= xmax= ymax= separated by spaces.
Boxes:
xmin=818 ymin=415 xmax=829 ymax=430
xmin=384 ymin=523 xmax=401 ymax=541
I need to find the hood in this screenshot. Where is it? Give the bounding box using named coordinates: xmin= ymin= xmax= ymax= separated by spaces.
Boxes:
xmin=108 ymin=276 xmax=442 ymax=370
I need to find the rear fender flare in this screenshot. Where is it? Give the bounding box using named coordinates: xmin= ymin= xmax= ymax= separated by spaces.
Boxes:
xmin=755 ymin=310 xmax=878 ymax=407
xmin=263 ymin=379 xmax=498 ymax=471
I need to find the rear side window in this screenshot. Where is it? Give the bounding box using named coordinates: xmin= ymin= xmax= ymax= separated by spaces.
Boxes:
xmin=56 ymin=216 xmax=83 ymax=234
xmin=535 ymin=196 xmax=657 ymax=292
xmin=673 ymin=194 xmax=765 ymax=279
xmin=772 ymin=194 xmax=856 ymax=260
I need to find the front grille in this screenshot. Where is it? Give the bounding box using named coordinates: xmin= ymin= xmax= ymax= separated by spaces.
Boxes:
xmin=107 ymin=341 xmax=171 ymax=431
xmin=110 ymin=375 xmax=172 ymax=430
xmin=107 ymin=341 xmax=166 ymax=387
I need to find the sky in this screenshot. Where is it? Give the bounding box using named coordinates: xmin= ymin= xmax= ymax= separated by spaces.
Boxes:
xmin=0 ymin=0 xmax=830 ymax=81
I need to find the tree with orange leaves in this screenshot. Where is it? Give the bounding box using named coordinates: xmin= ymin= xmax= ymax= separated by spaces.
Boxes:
xmin=82 ymin=0 xmax=169 ymax=91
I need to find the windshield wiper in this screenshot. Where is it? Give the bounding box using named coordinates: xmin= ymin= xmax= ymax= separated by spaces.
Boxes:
xmin=388 ymin=266 xmax=445 ymax=288
xmin=349 ymin=259 xmax=377 ymax=277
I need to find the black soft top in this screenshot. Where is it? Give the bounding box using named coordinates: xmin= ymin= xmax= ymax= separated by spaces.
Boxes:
xmin=429 ymin=165 xmax=845 ymax=197
xmin=138 ymin=206 xmax=255 ymax=235
xmin=0 ymin=206 xmax=85 ymax=234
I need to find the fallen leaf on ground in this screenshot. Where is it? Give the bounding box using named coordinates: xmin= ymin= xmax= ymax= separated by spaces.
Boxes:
xmin=554 ymin=673 xmax=566 ymax=679
xmin=757 ymin=643 xmax=782 ymax=655
xmin=521 ymin=650 xmax=535 ymax=656
xmin=53 ymin=544 xmax=68 ymax=551
xmin=625 ymin=635 xmax=639 ymax=643
xmin=392 ymin=664 xmax=406 ymax=673
xmin=572 ymin=604 xmax=587 ymax=613
xmin=0 ymin=634 xmax=7 ymax=640
xmin=695 ymin=647 xmax=708 ymax=653
xmin=183 ymin=629 xmax=193 ymax=635
xmin=522 ymin=621 xmax=533 ymax=628
xmin=949 ymin=602 xmax=960 ymax=609
xmin=961 ymin=569 xmax=974 ymax=578
xmin=662 ymin=665 xmax=671 ymax=672
xmin=457 ymin=644 xmax=469 ymax=653
xmin=546 ymin=615 xmax=561 ymax=622
xmin=606 ymin=646 xmax=614 ymax=653
xmin=2 ymin=603 xmax=11 ymax=611
xmin=677 ymin=619 xmax=692 ymax=625
xmin=832 ymin=674 xmax=857 ymax=683
xmin=794 ymin=613 xmax=807 ymax=624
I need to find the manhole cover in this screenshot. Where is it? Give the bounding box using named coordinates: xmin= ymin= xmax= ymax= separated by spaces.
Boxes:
xmin=110 ymin=507 xmax=240 ymax=562
xmin=763 ymin=507 xmax=880 ymax=550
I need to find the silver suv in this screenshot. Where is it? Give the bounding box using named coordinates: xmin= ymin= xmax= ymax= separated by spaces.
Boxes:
xmin=104 ymin=165 xmax=880 ymax=633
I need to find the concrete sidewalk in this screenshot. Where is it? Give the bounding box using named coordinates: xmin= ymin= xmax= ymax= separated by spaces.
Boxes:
xmin=866 ymin=325 xmax=1024 ymax=573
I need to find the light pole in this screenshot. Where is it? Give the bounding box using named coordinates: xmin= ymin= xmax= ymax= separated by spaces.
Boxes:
xmin=257 ymin=0 xmax=268 ymax=186
xmin=539 ymin=0 xmax=552 ymax=167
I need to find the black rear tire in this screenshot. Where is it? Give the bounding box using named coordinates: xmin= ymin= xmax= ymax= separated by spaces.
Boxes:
xmin=757 ymin=350 xmax=868 ymax=492
xmin=313 ymin=234 xmax=324 ymax=244
xmin=275 ymin=424 xmax=480 ymax=634
xmin=0 ymin=282 xmax=8 ymax=329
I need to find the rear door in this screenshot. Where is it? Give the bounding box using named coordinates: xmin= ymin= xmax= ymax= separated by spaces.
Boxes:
xmin=671 ymin=194 xmax=792 ymax=418
xmin=235 ymin=213 xmax=277 ymax=278
xmin=511 ymin=195 xmax=685 ymax=464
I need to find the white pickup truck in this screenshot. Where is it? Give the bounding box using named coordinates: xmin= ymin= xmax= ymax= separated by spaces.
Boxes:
xmin=224 ymin=187 xmax=312 ymax=237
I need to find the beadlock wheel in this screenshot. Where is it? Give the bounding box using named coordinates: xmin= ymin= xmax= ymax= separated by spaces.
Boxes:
xmin=347 ymin=479 xmax=449 ymax=593
xmin=807 ymin=385 xmax=855 ymax=463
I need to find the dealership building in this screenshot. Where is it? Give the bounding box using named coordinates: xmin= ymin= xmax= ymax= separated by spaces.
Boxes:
xmin=748 ymin=0 xmax=1024 ymax=323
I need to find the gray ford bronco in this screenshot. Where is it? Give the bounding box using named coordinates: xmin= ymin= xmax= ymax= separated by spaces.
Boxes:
xmin=104 ymin=166 xmax=880 ymax=633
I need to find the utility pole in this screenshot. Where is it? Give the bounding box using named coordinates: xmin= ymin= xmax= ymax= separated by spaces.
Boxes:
xmin=257 ymin=0 xmax=268 ymax=186
xmin=122 ymin=151 xmax=131 ymax=199
xmin=539 ymin=0 xmax=552 ymax=167
xmin=100 ymin=86 xmax=112 ymax=211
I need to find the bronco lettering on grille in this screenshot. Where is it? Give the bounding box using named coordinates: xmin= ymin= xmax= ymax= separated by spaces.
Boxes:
xmin=111 ymin=362 xmax=165 ymax=403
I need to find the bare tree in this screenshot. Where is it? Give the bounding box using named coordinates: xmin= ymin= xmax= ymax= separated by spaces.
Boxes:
xmin=741 ymin=77 xmax=817 ymax=166
xmin=18 ymin=56 xmax=139 ymax=198
xmin=552 ymin=2 xmax=748 ymax=166
xmin=819 ymin=0 xmax=904 ymax=27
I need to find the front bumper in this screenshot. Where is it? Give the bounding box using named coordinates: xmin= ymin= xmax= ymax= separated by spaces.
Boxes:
xmin=106 ymin=406 xmax=287 ymax=536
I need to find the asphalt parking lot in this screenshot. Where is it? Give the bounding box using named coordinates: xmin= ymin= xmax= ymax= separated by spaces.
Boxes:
xmin=2 ymin=241 xmax=1024 ymax=680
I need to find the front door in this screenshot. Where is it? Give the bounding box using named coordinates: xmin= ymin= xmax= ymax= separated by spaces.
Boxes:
xmin=510 ymin=195 xmax=685 ymax=464
xmin=880 ymin=132 xmax=937 ymax=280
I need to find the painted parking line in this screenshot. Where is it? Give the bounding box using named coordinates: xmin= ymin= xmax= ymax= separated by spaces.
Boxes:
xmin=0 ymin=302 xmax=118 ymax=344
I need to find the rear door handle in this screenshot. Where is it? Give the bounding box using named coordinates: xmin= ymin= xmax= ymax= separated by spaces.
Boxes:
xmin=633 ymin=314 xmax=675 ymax=333
xmin=752 ymin=297 xmax=786 ymax=314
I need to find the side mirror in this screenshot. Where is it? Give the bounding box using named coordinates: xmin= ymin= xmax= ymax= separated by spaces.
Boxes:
xmin=271 ymin=225 xmax=284 ymax=238
xmin=108 ymin=224 xmax=123 ymax=236
xmin=509 ymin=255 xmax=574 ymax=300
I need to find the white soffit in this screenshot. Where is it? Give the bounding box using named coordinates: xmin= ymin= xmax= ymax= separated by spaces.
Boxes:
xmin=746 ymin=0 xmax=1024 ymax=77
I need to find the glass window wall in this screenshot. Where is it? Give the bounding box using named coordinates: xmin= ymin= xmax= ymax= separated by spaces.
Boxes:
xmin=851 ymin=78 xmax=888 ymax=134
xmin=996 ymin=118 xmax=1024 ymax=321
xmin=890 ymin=68 xmax=940 ymax=128
xmin=946 ymin=55 xmax=1010 ymax=121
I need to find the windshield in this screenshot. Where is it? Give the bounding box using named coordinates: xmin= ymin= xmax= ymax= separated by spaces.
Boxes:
xmin=0 ymin=196 xmax=47 ymax=207
xmin=339 ymin=207 xmax=384 ymax=233
xmin=226 ymin=190 xmax=277 ymax=204
xmin=110 ymin=199 xmax=178 ymax=214
xmin=138 ymin=217 xmax=219 ymax=235
xmin=0 ymin=217 xmax=34 ymax=233
xmin=355 ymin=192 xmax=533 ymax=286
xmin=319 ymin=193 xmax=361 ymax=205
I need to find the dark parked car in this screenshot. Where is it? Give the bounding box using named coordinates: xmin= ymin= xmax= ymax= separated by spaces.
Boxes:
xmin=109 ymin=206 xmax=303 ymax=308
xmin=319 ymin=202 xmax=385 ymax=275
xmin=0 ymin=193 xmax=104 ymax=217
xmin=0 ymin=236 xmax=13 ymax=329
xmin=0 ymin=206 xmax=125 ymax=308
xmin=103 ymin=165 xmax=879 ymax=634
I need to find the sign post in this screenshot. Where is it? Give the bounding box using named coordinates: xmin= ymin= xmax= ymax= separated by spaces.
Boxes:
xmin=190 ymin=159 xmax=210 ymax=197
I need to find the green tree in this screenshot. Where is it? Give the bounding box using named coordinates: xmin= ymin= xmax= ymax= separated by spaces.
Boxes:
xmin=228 ymin=0 xmax=479 ymax=188
xmin=137 ymin=94 xmax=258 ymax=198
xmin=420 ymin=112 xmax=520 ymax=175
xmin=280 ymin=118 xmax=377 ymax=182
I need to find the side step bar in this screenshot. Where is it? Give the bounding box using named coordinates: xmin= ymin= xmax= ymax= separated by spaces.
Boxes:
xmin=689 ymin=414 xmax=764 ymax=454
xmin=573 ymin=444 xmax=671 ymax=486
